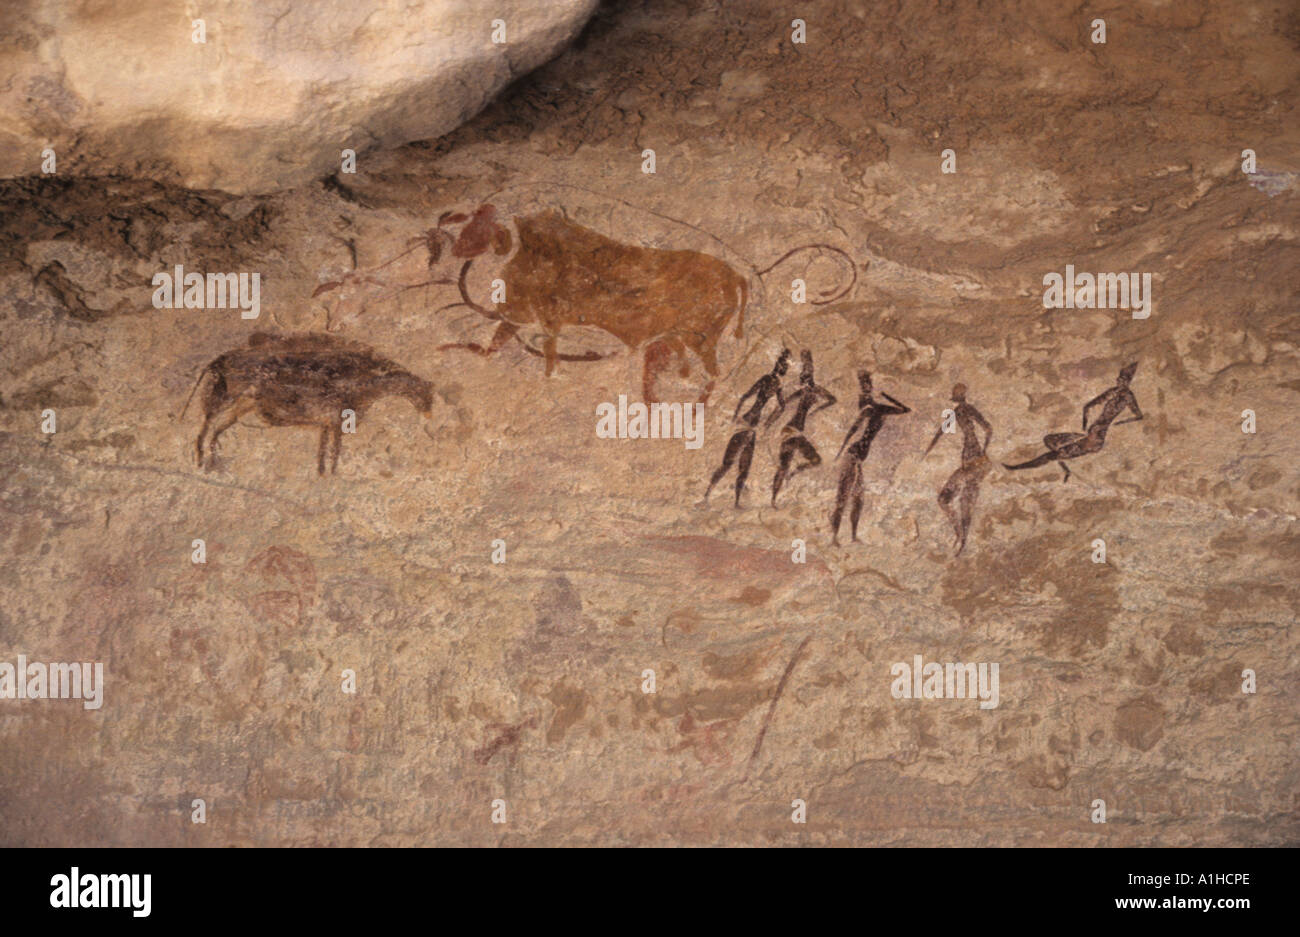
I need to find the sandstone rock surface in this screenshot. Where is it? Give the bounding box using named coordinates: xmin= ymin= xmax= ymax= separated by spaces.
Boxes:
xmin=0 ymin=0 xmax=1297 ymax=847
xmin=0 ymin=0 xmax=598 ymax=194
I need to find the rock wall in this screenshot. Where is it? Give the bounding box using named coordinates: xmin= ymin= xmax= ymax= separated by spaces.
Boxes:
xmin=0 ymin=0 xmax=1296 ymax=846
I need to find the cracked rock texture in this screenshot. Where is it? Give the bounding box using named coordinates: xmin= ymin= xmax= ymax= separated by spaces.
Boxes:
xmin=0 ymin=0 xmax=598 ymax=194
xmin=0 ymin=0 xmax=1297 ymax=846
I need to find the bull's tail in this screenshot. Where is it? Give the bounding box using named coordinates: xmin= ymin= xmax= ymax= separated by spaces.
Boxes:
xmin=178 ymin=362 xmax=217 ymax=423
xmin=1002 ymin=451 xmax=1058 ymax=472
xmin=755 ymin=244 xmax=857 ymax=306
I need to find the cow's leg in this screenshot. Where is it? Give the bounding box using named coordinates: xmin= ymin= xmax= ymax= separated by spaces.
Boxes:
xmin=439 ymin=321 xmax=519 ymax=357
xmin=317 ymin=426 xmax=330 ymax=475
xmin=201 ymin=397 xmax=256 ymax=470
xmin=330 ymin=423 xmax=343 ymax=474
xmin=196 ymin=414 xmax=212 ymax=467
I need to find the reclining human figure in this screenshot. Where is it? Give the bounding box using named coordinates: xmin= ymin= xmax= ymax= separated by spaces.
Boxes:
xmin=1003 ymin=362 xmax=1142 ymax=482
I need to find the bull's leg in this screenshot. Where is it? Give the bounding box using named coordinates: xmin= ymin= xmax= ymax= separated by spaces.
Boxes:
xmin=642 ymin=338 xmax=686 ymax=404
xmin=696 ymin=343 xmax=719 ymax=378
xmin=690 ymin=336 xmax=721 ymax=404
xmin=438 ymin=321 xmax=518 ymax=357
xmin=668 ymin=337 xmax=690 ymax=377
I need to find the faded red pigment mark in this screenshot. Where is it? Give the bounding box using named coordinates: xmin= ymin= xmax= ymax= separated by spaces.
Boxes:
xmin=473 ymin=716 xmax=539 ymax=765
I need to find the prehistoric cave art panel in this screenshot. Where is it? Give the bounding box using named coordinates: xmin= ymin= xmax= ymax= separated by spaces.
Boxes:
xmin=702 ymin=357 xmax=1146 ymax=557
xmin=183 ymin=332 xmax=435 ymax=475
xmin=311 ymin=188 xmax=857 ymax=403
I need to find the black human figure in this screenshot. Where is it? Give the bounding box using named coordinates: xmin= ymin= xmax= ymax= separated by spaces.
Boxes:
xmin=704 ymin=349 xmax=791 ymax=507
xmin=1003 ymin=362 xmax=1142 ymax=482
xmin=767 ymin=351 xmax=837 ymax=507
xmin=830 ymin=371 xmax=909 ymax=545
xmin=923 ymin=383 xmax=992 ymax=556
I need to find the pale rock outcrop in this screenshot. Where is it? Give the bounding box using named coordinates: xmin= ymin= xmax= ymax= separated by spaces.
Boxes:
xmin=0 ymin=0 xmax=597 ymax=194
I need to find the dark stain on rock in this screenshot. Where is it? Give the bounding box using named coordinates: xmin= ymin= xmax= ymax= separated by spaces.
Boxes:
xmin=1 ymin=377 xmax=98 ymax=411
xmin=1247 ymin=466 xmax=1281 ymax=490
xmin=731 ymin=586 xmax=771 ymax=606
xmin=1114 ymin=697 xmax=1166 ymax=752
xmin=534 ymin=575 xmax=585 ymax=637
xmin=242 ymin=545 xmax=317 ymax=629
xmin=474 ymin=716 xmax=537 ymax=765
xmin=653 ymin=683 xmax=771 ymax=723
xmin=1018 ymin=753 xmax=1070 ymax=790
xmin=1162 ymin=622 xmax=1204 ymax=656
xmin=648 ymin=535 xmax=813 ymax=582
xmin=546 ymin=681 xmax=587 ymax=743
xmin=1189 ymin=662 xmax=1246 ymax=704
xmin=813 ymin=730 xmax=840 ymax=750
xmin=63 ymin=431 xmax=135 ymax=453
xmin=702 ymin=645 xmax=773 ymax=682
xmin=941 ymin=529 xmax=1119 ymax=654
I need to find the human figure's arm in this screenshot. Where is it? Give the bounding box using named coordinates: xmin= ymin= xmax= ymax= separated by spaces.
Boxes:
xmin=923 ymin=423 xmax=946 ymax=458
xmin=970 ymin=406 xmax=993 ymax=451
xmin=732 ymin=380 xmax=761 ymax=421
xmin=762 ymin=388 xmax=790 ymax=429
xmin=880 ymin=392 xmax=910 ymax=415
xmin=836 ymin=408 xmax=870 ymax=458
xmin=812 ymin=386 xmax=837 ymax=416
xmin=1113 ymin=392 xmax=1144 ymax=426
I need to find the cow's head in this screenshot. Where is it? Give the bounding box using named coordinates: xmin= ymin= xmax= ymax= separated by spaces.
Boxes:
xmin=434 ymin=204 xmax=513 ymax=262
